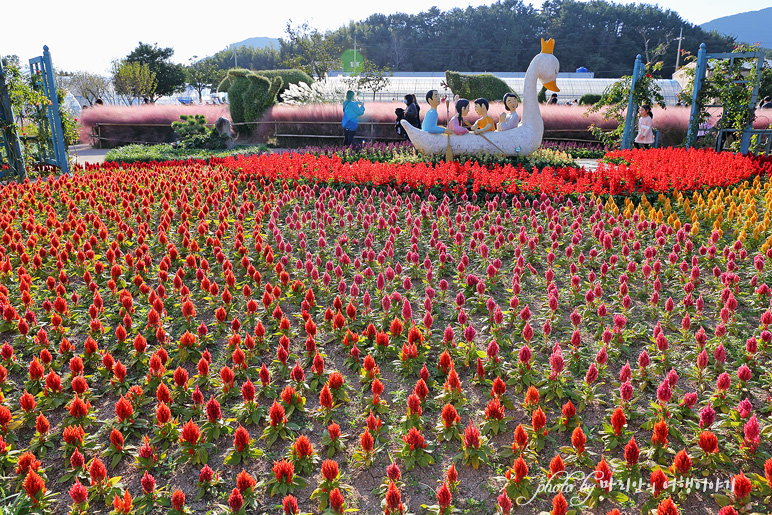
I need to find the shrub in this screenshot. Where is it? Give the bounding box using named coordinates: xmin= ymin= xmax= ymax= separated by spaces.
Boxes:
xmin=103 ymin=143 xmax=265 ymax=164
xmin=579 ymin=94 xmax=602 ymax=105
xmin=171 ymin=114 xmax=228 ymax=150
xmin=219 ymin=69 xmax=282 ymax=135
xmin=254 ymin=69 xmax=313 ymax=99
xmin=445 ymin=71 xmax=515 ymax=103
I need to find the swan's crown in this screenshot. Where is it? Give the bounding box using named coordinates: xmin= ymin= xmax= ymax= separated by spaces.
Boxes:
xmin=541 ymin=38 xmax=555 ymax=54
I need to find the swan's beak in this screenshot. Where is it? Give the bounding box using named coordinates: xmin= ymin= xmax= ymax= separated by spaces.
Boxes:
xmin=543 ymin=80 xmax=560 ymax=92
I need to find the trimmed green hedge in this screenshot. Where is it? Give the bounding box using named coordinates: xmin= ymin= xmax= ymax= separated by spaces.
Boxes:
xmin=104 ymin=144 xmax=267 ymax=164
xmin=445 ymin=71 xmax=515 ymax=103
xmin=579 ymin=93 xmax=602 ymax=105
xmin=218 ymin=69 xmax=282 ymax=135
xmin=254 ymin=69 xmax=313 ymax=98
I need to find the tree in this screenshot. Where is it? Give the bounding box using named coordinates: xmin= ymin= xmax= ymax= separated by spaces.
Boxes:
xmin=352 ymin=60 xmax=392 ymax=101
xmin=186 ymin=57 xmax=224 ymax=103
xmin=61 ymin=71 xmax=111 ymax=106
xmin=111 ymin=60 xmax=157 ymax=106
xmin=281 ymin=22 xmax=339 ymax=79
xmin=125 ymin=42 xmax=186 ymax=100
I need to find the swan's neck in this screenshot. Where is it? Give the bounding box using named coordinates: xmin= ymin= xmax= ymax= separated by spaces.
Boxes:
xmin=522 ymin=61 xmax=544 ymax=130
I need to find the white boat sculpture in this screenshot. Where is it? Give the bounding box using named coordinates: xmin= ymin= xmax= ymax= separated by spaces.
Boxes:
xmin=401 ymin=38 xmax=560 ymax=157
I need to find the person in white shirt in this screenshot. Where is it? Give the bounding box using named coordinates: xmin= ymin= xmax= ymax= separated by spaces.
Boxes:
xmin=634 ymin=104 xmax=654 ymax=148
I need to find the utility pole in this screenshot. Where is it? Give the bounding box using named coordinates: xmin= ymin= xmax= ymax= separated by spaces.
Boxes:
xmin=674 ymin=27 xmax=685 ymax=73
xmin=234 ymin=46 xmax=238 ymax=69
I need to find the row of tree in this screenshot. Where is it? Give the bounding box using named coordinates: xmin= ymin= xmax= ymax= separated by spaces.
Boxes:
xmin=36 ymin=0 xmax=767 ymax=106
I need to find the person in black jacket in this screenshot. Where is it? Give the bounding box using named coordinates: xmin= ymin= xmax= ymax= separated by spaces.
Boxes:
xmin=404 ymin=94 xmax=421 ymax=128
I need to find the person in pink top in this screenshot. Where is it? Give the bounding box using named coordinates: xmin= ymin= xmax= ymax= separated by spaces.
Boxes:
xmin=634 ymin=104 xmax=654 ymax=148
xmin=446 ymin=98 xmax=471 ymax=135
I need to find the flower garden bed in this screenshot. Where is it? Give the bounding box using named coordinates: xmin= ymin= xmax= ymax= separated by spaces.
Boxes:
xmin=0 ymin=148 xmax=771 ymax=514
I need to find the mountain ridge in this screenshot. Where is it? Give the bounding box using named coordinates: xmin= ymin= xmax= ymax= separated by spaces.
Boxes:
xmin=700 ymin=7 xmax=772 ymax=49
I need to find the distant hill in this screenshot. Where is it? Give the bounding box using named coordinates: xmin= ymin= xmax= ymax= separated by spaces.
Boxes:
xmin=700 ymin=7 xmax=772 ymax=49
xmin=229 ymin=37 xmax=280 ymax=50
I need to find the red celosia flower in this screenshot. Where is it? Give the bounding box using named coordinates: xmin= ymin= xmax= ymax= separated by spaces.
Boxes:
xmin=610 ymin=407 xmax=626 ymax=436
xmin=19 ymin=391 xmax=36 ymax=413
xmin=403 ymin=426 xmax=427 ymax=451
xmin=463 ymin=422 xmax=481 ymax=449
xmin=594 ymin=456 xmax=612 ymax=492
xmin=62 ymin=425 xmax=85 ymax=446
xmin=671 ymin=449 xmax=692 ymax=476
xmin=16 ymin=451 xmax=41 ymax=475
xmin=510 ymin=456 xmax=529 ymax=483
xmin=234 ymin=425 xmax=250 ymax=452
xmin=180 ymin=420 xmax=201 ymax=446
xmin=441 ymin=403 xmax=460 ymax=429
xmin=551 ymin=491 xmax=568 ymax=515
xmin=68 ymin=394 xmax=91 ymax=419
xmin=70 ymin=448 xmax=85 ymax=469
xmin=656 ymin=497 xmax=678 ymax=515
xmin=236 ymin=468 xmax=256 ymax=492
xmin=329 ymin=487 xmax=345 ymax=513
xmin=571 ymin=426 xmax=586 ymax=454
xmin=89 ymin=457 xmax=107 ymax=485
xmin=112 ymin=490 xmax=133 ymax=514
xmin=269 ymin=400 xmax=286 ymax=427
xmin=282 ymin=495 xmax=299 ymax=515
xmin=206 ymin=396 xmax=222 ymax=422
xmin=23 ymin=469 xmax=45 ymax=502
xmin=524 ymin=385 xmax=539 ymax=406
xmin=171 ymin=489 xmax=185 ymax=511
xmin=293 ymin=435 xmax=313 ymax=458
xmin=733 ymin=472 xmax=752 ymax=501
xmin=650 ymin=468 xmax=668 ymax=496
xmin=273 ymin=459 xmax=294 ymax=483
xmin=385 ymin=481 xmax=402 ymax=512
xmin=320 ymin=384 xmax=333 ymax=409
xmin=437 ymin=482 xmax=452 ymax=509
xmin=549 ymin=454 xmax=565 ymax=480
xmin=625 ymin=436 xmax=639 ymax=466
xmin=327 ymin=422 xmax=341 ymax=441
xmin=110 ymin=428 xmax=124 ymax=451
xmin=228 ymin=487 xmax=244 ymax=513
xmin=141 ymin=470 xmax=156 ymax=494
xmin=532 ymin=407 xmax=546 ymax=433
xmin=321 ymin=459 xmax=339 ymax=482
xmin=69 ymin=478 xmax=88 ymax=504
xmin=115 ymin=395 xmax=133 ymax=422
xmin=34 ymin=413 xmax=49 ymax=435
xmin=360 ymin=428 xmax=375 ymax=452
xmin=652 ymin=418 xmax=669 ymax=447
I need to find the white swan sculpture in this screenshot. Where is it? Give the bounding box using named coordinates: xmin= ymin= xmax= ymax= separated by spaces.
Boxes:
xmin=401 ymin=38 xmax=560 ymax=157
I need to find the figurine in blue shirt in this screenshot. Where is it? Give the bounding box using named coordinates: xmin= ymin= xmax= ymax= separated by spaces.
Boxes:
xmin=421 ymin=90 xmax=446 ymax=134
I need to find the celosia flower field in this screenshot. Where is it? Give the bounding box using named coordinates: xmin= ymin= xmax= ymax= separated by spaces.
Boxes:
xmin=1 ymin=148 xmax=772 ymax=515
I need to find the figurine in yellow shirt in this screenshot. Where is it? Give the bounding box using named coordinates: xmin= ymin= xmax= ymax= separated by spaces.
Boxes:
xmin=471 ymin=98 xmax=495 ymax=135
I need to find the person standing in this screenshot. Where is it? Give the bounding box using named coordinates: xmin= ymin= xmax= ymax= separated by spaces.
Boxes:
xmin=342 ymin=90 xmax=365 ymax=146
xmin=634 ymin=104 xmax=655 ymax=148
xmin=404 ymin=94 xmax=421 ymax=128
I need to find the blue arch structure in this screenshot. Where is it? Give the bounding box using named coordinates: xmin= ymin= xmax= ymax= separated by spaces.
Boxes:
xmin=29 ymin=46 xmax=70 ymax=175
xmin=685 ymin=43 xmax=766 ymax=155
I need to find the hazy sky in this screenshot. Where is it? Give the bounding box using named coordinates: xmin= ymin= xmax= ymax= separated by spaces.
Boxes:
xmin=2 ymin=0 xmax=769 ymax=75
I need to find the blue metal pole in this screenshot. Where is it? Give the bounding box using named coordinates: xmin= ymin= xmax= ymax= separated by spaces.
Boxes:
xmin=621 ymin=54 xmax=643 ymax=150
xmin=42 ymin=46 xmax=70 ymax=175
xmin=686 ymin=43 xmax=707 ymax=150
xmin=0 ymin=60 xmax=26 ymax=181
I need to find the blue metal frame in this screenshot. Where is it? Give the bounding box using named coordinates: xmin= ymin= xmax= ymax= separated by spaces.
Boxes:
xmin=621 ymin=55 xmax=644 ymax=150
xmin=0 ymin=60 xmax=26 ymax=180
xmin=685 ymin=43 xmax=765 ymax=154
xmin=29 ymin=46 xmax=69 ymax=175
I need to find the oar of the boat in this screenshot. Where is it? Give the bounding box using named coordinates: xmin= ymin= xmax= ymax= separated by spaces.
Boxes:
xmin=476 ymin=131 xmax=507 ymax=156
xmin=445 ymin=134 xmax=453 ymax=162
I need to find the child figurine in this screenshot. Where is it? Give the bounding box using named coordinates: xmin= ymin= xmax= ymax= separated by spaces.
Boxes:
xmin=471 ymin=98 xmax=495 ymax=135
xmin=497 ymin=93 xmax=519 ymax=131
